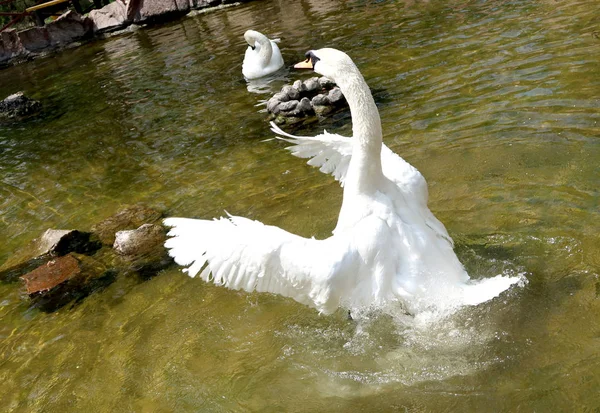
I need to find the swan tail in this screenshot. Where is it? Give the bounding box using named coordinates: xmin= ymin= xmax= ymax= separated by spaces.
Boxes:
xmin=424 ymin=211 xmax=454 ymax=247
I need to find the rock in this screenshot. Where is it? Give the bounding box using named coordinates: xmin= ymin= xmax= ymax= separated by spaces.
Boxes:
xmin=296 ymin=97 xmax=313 ymax=114
xmin=191 ymin=0 xmax=221 ymax=8
xmin=293 ymin=79 xmax=306 ymax=93
xmin=281 ymin=85 xmax=299 ymax=101
xmin=17 ymin=27 xmax=50 ymax=53
xmin=37 ymin=229 xmax=101 ymax=256
xmin=328 ymin=86 xmax=345 ymax=104
xmin=313 ymin=105 xmax=334 ymax=116
xmin=272 ymin=91 xmax=289 ymax=103
xmin=89 ymin=1 xmax=130 ymax=33
xmin=20 ymin=253 xmax=116 ymax=312
xmin=114 ymin=223 xmax=172 ymax=278
xmin=91 ymin=205 xmax=163 ymax=246
xmin=0 ymin=229 xmax=101 ymax=283
xmin=114 ymin=223 xmax=163 ymax=255
xmin=126 ymin=0 xmax=141 ymax=21
xmin=45 ymin=11 xmax=93 ymax=46
xmin=304 ymin=77 xmax=320 ymax=92
xmin=133 ymin=0 xmax=191 ymax=24
xmin=266 ymin=98 xmax=281 ymax=114
xmin=278 ymin=100 xmax=298 ymax=112
xmin=266 ymin=77 xmax=347 ymax=122
xmin=318 ymin=76 xmax=335 ymax=89
xmin=311 ymin=93 xmax=330 ymax=106
xmin=0 ymin=29 xmax=25 ymax=65
xmin=0 ymin=92 xmax=42 ymax=120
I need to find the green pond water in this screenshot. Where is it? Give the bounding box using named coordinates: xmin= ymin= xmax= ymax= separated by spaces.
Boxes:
xmin=1 ymin=0 xmax=599 ymax=411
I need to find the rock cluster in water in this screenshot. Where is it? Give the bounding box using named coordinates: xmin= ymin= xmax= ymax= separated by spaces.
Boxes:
xmin=267 ymin=77 xmax=347 ymax=124
xmin=0 ymin=92 xmax=42 ymax=120
xmin=0 ymin=205 xmax=174 ymax=312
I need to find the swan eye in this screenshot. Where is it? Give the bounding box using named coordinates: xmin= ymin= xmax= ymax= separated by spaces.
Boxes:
xmin=305 ymin=51 xmax=320 ymax=67
xmin=250 ymin=45 xmax=256 ymax=51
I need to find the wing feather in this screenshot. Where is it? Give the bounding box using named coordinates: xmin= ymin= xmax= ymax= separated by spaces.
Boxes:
xmin=164 ymin=216 xmax=356 ymax=313
xmin=270 ymin=122 xmax=453 ymax=245
xmin=270 ymin=121 xmax=353 ymax=185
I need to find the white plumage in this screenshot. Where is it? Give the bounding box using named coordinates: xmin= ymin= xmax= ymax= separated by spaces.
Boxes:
xmin=241 ymin=30 xmax=284 ymax=80
xmin=165 ymin=48 xmax=521 ymax=315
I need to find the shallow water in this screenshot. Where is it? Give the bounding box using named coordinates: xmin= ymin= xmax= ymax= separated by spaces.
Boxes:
xmin=1 ymin=0 xmax=599 ymax=411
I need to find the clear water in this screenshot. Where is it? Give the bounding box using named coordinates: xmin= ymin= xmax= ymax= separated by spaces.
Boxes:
xmin=1 ymin=0 xmax=599 ymax=411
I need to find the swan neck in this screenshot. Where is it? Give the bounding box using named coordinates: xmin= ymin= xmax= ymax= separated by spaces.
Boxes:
xmin=255 ymin=38 xmax=273 ymax=66
xmin=339 ymin=73 xmax=382 ymax=153
xmin=333 ymin=72 xmax=385 ymax=231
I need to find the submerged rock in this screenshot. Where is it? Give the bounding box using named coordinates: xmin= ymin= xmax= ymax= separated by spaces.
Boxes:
xmin=20 ymin=253 xmax=116 ymax=312
xmin=0 ymin=229 xmax=101 ymax=283
xmin=91 ymin=205 xmax=163 ymax=246
xmin=267 ymin=77 xmax=347 ymax=125
xmin=0 ymin=92 xmax=42 ymax=120
xmin=114 ymin=223 xmax=173 ymax=278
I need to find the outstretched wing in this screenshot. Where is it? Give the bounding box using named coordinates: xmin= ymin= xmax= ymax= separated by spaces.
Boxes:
xmin=164 ymin=215 xmax=357 ymax=314
xmin=270 ymin=122 xmax=424 ymax=194
xmin=270 ymin=122 xmax=453 ymax=245
xmin=270 ymin=122 xmax=353 ymax=185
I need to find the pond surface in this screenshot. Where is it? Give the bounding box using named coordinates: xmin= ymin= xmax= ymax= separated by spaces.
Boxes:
xmin=1 ymin=0 xmax=599 ymax=411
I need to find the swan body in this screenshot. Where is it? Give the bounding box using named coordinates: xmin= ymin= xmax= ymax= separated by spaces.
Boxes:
xmin=242 ymin=30 xmax=284 ymax=80
xmin=165 ymin=48 xmax=521 ymax=315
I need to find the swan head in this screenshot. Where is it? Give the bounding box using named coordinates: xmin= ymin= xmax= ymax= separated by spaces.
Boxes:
xmin=294 ymin=48 xmax=359 ymax=83
xmin=244 ymin=30 xmax=268 ymax=51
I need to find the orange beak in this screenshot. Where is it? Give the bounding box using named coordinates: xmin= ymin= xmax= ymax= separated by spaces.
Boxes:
xmin=294 ymin=58 xmax=314 ymax=69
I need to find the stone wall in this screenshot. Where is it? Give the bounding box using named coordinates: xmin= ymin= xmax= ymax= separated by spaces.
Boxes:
xmin=0 ymin=0 xmax=254 ymax=66
xmin=0 ymin=11 xmax=93 ymax=64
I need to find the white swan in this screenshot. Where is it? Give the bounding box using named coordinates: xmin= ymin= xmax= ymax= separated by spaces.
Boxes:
xmin=242 ymin=30 xmax=285 ymax=80
xmin=165 ymin=48 xmax=522 ymax=316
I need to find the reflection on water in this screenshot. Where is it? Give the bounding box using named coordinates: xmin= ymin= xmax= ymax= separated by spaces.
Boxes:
xmin=0 ymin=0 xmax=599 ymax=411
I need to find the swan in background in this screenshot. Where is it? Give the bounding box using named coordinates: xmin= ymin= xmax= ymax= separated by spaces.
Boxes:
xmin=242 ymin=30 xmax=285 ymax=80
xmin=165 ymin=48 xmax=522 ymax=317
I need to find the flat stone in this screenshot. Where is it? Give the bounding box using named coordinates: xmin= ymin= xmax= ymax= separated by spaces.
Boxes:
xmin=21 ymin=254 xmax=80 ymax=294
xmin=0 ymin=229 xmax=101 ymax=283
xmin=91 ymin=205 xmax=163 ymax=246
xmin=20 ymin=253 xmax=116 ymax=312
